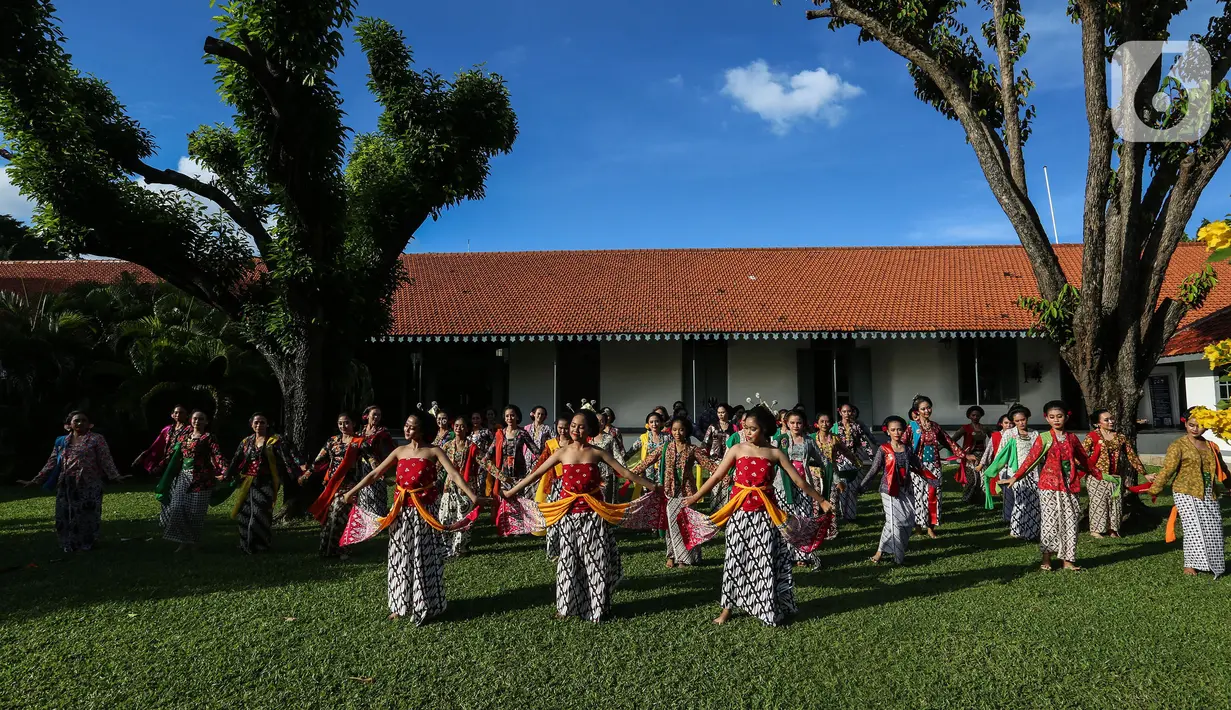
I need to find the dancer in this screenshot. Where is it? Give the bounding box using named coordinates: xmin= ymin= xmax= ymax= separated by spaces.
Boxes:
xmin=132 ymin=404 xmax=191 ymax=475
xmin=813 ymin=412 xmax=859 ymax=522
xmin=588 ymin=407 xmax=627 ymax=501
xmin=302 ymin=413 xmax=372 ymax=558
xmin=983 ymin=406 xmax=1041 ymax=538
xmin=360 ymin=405 xmax=394 ymax=514
xmin=1146 ymin=411 xmax=1229 ymax=577
xmin=975 ymin=413 xmax=1014 ymax=509
xmin=341 ymin=412 xmax=485 ymax=623
xmin=20 ymin=411 xmax=128 ymax=552
xmin=701 ymin=402 xmax=737 ymax=462
xmin=502 ymin=410 xmax=660 ymax=623
xmin=217 ymin=412 xmax=298 ymax=553
xmin=156 ymin=410 xmax=226 ymax=551
xmin=858 ymin=416 xmax=931 ymax=565
xmin=1082 ymin=410 xmax=1146 ymax=538
xmin=907 ymin=395 xmax=967 ymax=538
xmin=626 ymin=411 xmax=670 ymax=498
xmin=536 ymin=414 xmax=573 ymax=559
xmin=776 ymin=410 xmax=841 ymax=566
xmin=440 ymin=416 xmax=480 ymax=557
xmin=682 ymin=406 xmax=833 ymax=626
xmin=480 ymin=405 xmax=542 ymax=498
xmin=831 ymin=404 xmax=876 ymax=505
xmin=597 ymin=406 xmax=626 ymax=461
xmin=952 ymin=406 xmax=989 ymax=505
xmin=525 ymin=405 xmax=554 ymax=468
xmin=1003 ymin=401 xmax=1089 ymax=572
xmin=629 ymin=415 xmax=717 ymax=567
xmin=432 ymin=405 xmax=453 ymax=446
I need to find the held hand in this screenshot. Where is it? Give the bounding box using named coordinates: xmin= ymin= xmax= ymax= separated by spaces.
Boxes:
xmin=1144 ymin=474 xmax=1156 ymax=483
xmin=114 ymin=474 xmax=132 ymax=482
xmin=683 ymin=494 xmax=701 ymax=507
xmin=820 ymin=499 xmax=834 ymax=514
xmin=16 ymin=479 xmax=34 ymax=487
xmin=298 ymin=473 xmax=311 ymax=485
xmin=342 ymin=490 xmax=356 ymax=505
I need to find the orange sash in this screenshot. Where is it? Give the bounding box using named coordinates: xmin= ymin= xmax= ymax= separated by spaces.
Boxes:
xmin=307 ymin=437 xmax=365 ymax=523
xmin=538 ymin=487 xmax=628 ymax=527
xmin=709 ymin=483 xmax=787 ymax=527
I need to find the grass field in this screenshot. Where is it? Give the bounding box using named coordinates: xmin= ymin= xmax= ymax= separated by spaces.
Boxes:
xmin=2 ymin=478 xmax=1229 ymax=710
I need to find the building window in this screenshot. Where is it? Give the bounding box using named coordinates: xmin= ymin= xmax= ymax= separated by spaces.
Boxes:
xmin=1217 ymin=368 xmax=1231 ymax=405
xmin=957 ymin=339 xmax=1020 ymax=406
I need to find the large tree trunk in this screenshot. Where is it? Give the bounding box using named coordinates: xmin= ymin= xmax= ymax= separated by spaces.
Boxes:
xmin=259 ymin=325 xmax=330 ymax=521
xmin=1064 ymin=343 xmax=1161 ymax=529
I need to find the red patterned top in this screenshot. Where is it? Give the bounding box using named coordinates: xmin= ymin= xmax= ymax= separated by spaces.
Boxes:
xmin=396 ymin=458 xmax=438 ymax=504
xmin=560 ymin=463 xmax=603 ymax=514
xmin=734 ymin=456 xmax=777 ymax=512
xmin=1018 ymin=431 xmax=1090 ymax=494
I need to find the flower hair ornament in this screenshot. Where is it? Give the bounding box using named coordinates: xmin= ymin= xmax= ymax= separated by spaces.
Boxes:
xmin=579 ymin=399 xmax=598 ymax=413
xmin=744 ymin=393 xmax=778 ymax=410
xmin=426 ymin=401 xmax=443 ymax=418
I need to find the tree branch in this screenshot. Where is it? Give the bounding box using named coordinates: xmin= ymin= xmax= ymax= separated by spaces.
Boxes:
xmin=808 ymin=0 xmax=1063 ymax=298
xmin=992 ymin=0 xmax=1026 ymax=193
xmin=125 ymin=159 xmax=271 ymax=255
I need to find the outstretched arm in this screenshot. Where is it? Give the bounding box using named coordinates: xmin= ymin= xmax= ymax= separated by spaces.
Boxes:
xmin=504 ymin=449 xmax=562 ymax=498
xmin=594 ymin=448 xmax=658 ymax=492
xmin=434 ymin=447 xmax=484 ymax=503
xmin=684 ymin=447 xmax=738 ymax=506
xmin=343 ymin=450 xmax=400 ymax=501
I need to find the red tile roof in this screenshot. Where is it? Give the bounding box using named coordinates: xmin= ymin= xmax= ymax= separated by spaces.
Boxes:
xmin=2 ymin=245 xmax=1227 ymax=343
xmin=1163 ymin=304 xmax=1231 ymax=357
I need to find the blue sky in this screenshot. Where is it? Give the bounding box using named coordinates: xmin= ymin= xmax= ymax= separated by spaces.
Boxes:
xmin=2 ymin=0 xmax=1229 ymax=253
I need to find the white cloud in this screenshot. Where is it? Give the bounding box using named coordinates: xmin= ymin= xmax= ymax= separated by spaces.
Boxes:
xmin=667 ymin=74 xmax=684 ymax=87
xmin=0 ymin=166 xmax=35 ymax=224
xmin=721 ymin=59 xmax=862 ymax=134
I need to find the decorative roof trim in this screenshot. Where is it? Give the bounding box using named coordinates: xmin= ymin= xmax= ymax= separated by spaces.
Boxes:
xmin=370 ymin=330 xmax=1037 ymax=344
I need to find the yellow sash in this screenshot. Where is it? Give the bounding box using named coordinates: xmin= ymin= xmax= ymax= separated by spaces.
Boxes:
xmin=532 ymin=439 xmax=564 ymax=537
xmin=537 ymin=487 xmax=629 ymax=528
xmin=230 ymin=437 xmax=283 ymax=520
xmin=709 ymin=483 xmax=787 ymax=527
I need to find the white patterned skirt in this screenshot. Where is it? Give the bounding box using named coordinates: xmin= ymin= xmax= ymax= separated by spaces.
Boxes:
xmin=911 ymin=461 xmax=942 ymax=528
xmin=878 ymin=489 xmax=914 ymax=564
xmin=1174 ymin=490 xmax=1226 ymax=576
xmin=1086 ymin=476 xmax=1121 ymax=534
xmin=387 ymin=503 xmax=448 ymax=624
xmin=237 ymin=477 xmax=275 ymax=553
xmin=831 ymin=468 xmax=860 ymax=521
xmin=1038 ymin=489 xmax=1080 ymax=563
xmin=666 ymin=497 xmax=702 ymax=565
xmin=555 ymin=511 xmax=623 ymax=622
xmin=437 ymin=488 xmax=472 ymax=558
xmin=720 ymin=509 xmax=796 ymax=626
xmin=1009 ymin=471 xmax=1041 ymax=541
xmin=162 ymin=472 xmax=210 ymax=545
xmin=545 ymin=477 xmax=564 ymax=560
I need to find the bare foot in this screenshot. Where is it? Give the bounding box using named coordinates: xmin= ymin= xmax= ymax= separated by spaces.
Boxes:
xmin=665 ymin=559 xmax=675 ymax=569
xmin=926 ymin=528 xmax=939 ymax=539
xmin=1089 ymin=532 xmax=1104 ymax=539
xmin=1183 ymin=567 xmax=1198 ymax=576
xmin=1109 ymin=531 xmax=1121 ymax=539
xmin=387 ymin=613 xmax=402 ymax=621
xmin=869 ymin=553 xmax=882 ymax=564
xmin=555 ymin=612 xmax=567 ymax=620
xmin=175 ymin=544 xmax=189 ymax=553
xmin=1039 ymin=563 xmax=1053 ymax=572
xmin=1062 ymin=562 xmax=1083 ymax=571
xmin=712 ymin=608 xmax=731 ymax=625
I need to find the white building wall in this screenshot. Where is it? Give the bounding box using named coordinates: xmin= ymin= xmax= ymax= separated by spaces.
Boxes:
xmin=600 ymin=341 xmax=682 ymax=438
xmin=727 ymin=340 xmax=798 ymax=411
xmin=507 ymin=342 xmax=556 ymax=417
xmin=1182 ymin=357 xmax=1218 ymax=409
xmin=867 ymin=338 xmax=1063 ymax=425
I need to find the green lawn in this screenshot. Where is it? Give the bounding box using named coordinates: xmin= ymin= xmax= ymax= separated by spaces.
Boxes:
xmin=2 ymin=480 xmax=1229 ymax=710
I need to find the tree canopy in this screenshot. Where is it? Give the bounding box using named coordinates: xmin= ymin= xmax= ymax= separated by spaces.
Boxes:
xmin=785 ymin=0 xmax=1230 ymax=440
xmin=0 ymin=0 xmax=518 ymax=452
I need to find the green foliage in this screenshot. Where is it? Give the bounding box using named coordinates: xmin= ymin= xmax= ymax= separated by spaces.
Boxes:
xmin=0 ymin=1 xmax=517 ymax=446
xmin=1017 ymin=284 xmax=1080 ymax=346
xmin=1178 ymin=264 xmax=1218 ymax=308
xmin=0 ymin=214 xmax=70 ymax=259
xmin=0 ymin=276 xmax=279 ymax=481
xmin=3 ymin=479 xmax=1230 ymax=708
